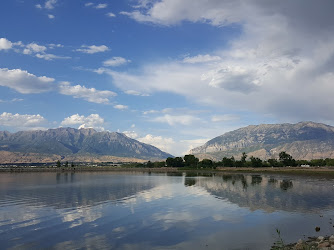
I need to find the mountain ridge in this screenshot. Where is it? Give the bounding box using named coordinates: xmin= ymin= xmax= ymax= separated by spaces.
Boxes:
xmin=0 ymin=127 xmax=172 ymax=163
xmin=190 ymin=121 xmax=334 ymax=160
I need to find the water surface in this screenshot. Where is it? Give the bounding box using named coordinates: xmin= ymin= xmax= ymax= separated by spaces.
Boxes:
xmin=1 ymin=171 xmax=334 ymax=249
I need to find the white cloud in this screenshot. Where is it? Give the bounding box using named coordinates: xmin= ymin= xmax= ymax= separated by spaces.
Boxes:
xmin=152 ymin=114 xmax=200 ymax=126
xmin=0 ymin=39 xmax=69 ymax=61
xmin=0 ymin=38 xmax=12 ymax=50
xmin=95 ymin=4 xmax=108 ymax=9
xmin=45 ymin=0 xmax=57 ymax=9
xmin=124 ymin=90 xmax=149 ymax=96
xmin=48 ymin=14 xmax=55 ymax=19
xmin=114 ymin=104 xmax=128 ymax=110
xmin=61 ymin=114 xmax=105 ymax=131
xmin=143 ymin=110 xmax=158 ymax=115
xmin=183 ymin=54 xmax=221 ymax=64
xmin=0 ymin=68 xmax=55 ymax=94
xmin=109 ymin=1 xmax=334 ymax=122
xmin=36 ymin=0 xmax=57 ymax=10
xmin=35 ymin=53 xmax=70 ymax=60
xmin=84 ymin=3 xmax=94 ymax=7
xmin=58 ymin=82 xmax=117 ymax=104
xmin=103 ymin=57 xmax=130 ymax=67
xmin=107 ymin=12 xmax=116 ymax=18
xmin=23 ymin=43 xmax=47 ymax=55
xmin=123 ymin=130 xmax=139 ymax=139
xmin=137 ymin=134 xmax=175 ymax=154
xmin=76 ymin=45 xmax=109 ymax=54
xmin=48 ymin=43 xmax=64 ymax=48
xmin=0 ymin=112 xmax=47 ymax=130
xmin=211 ymin=114 xmax=240 ymax=123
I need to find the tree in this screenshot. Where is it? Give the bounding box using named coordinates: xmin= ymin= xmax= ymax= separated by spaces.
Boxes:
xmin=166 ymin=157 xmax=184 ymax=167
xmin=222 ymin=156 xmax=235 ymax=167
xmin=184 ymin=154 xmax=199 ymax=168
xmin=268 ymin=158 xmax=281 ymax=167
xmin=65 ymin=161 xmax=69 ymax=168
xmin=146 ymin=161 xmax=154 ymax=168
xmin=279 ymin=151 xmax=296 ymax=166
xmin=166 ymin=157 xmax=174 ymax=167
xmin=241 ymin=152 xmax=247 ymax=164
xmin=199 ymin=159 xmax=213 ymax=168
xmin=250 ymin=156 xmax=263 ymax=168
xmin=56 ymin=160 xmax=61 ymax=168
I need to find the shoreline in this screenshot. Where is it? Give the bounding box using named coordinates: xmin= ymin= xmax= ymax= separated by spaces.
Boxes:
xmin=2 ymin=166 xmax=334 ymax=176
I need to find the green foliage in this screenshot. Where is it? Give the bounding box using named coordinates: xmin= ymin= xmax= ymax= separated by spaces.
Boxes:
xmin=199 ymin=159 xmax=213 ymax=168
xmin=250 ymin=156 xmax=263 ymax=168
xmin=268 ymin=158 xmax=282 ymax=167
xmin=241 ymin=152 xmax=247 ymax=163
xmin=65 ymin=161 xmax=69 ymax=168
xmin=56 ymin=160 xmax=61 ymax=168
xmin=222 ymin=156 xmax=235 ymax=167
xmin=153 ymin=161 xmax=165 ymax=168
xmin=279 ymin=151 xmax=296 ymax=166
xmin=146 ymin=161 xmax=154 ymax=168
xmin=166 ymin=157 xmax=184 ymax=167
xmin=310 ymin=159 xmax=326 ymax=166
xmin=183 ymin=154 xmax=199 ymax=168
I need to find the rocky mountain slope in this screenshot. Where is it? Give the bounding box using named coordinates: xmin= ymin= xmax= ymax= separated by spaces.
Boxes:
xmin=0 ymin=127 xmax=172 ymax=163
xmin=190 ymin=122 xmax=334 ymax=160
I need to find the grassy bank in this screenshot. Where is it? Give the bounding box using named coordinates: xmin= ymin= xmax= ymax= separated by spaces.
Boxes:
xmin=2 ymin=166 xmax=334 ymax=176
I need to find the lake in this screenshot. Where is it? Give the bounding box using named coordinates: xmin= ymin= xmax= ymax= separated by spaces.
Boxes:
xmin=1 ymin=171 xmax=334 ymax=249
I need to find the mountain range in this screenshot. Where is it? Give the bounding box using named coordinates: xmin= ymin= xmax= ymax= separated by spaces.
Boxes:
xmin=190 ymin=122 xmax=334 ymax=160
xmin=0 ymin=127 xmax=172 ymax=163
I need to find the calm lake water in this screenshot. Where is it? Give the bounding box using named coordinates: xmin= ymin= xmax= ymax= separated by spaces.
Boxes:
xmin=1 ymin=171 xmax=334 ymax=249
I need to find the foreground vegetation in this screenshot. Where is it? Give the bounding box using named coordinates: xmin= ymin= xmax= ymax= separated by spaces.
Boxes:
xmin=125 ymin=151 xmax=334 ymax=169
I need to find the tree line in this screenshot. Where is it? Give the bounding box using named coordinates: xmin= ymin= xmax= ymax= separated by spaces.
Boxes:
xmin=141 ymin=151 xmax=334 ymax=169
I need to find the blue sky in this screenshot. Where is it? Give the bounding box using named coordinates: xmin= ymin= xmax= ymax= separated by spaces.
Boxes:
xmin=1 ymin=0 xmax=334 ymax=156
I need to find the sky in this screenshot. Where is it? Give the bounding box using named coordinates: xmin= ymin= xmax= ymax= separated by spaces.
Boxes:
xmin=1 ymin=0 xmax=334 ymax=156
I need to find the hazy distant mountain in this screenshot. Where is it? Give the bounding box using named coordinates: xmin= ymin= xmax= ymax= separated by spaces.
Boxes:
xmin=190 ymin=122 xmax=334 ymax=160
xmin=0 ymin=127 xmax=172 ymax=163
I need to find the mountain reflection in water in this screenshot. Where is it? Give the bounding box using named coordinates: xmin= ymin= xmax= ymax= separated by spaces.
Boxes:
xmin=1 ymin=171 xmax=334 ymax=250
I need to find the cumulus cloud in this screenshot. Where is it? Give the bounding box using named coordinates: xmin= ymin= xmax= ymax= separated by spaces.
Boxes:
xmin=137 ymin=134 xmax=175 ymax=154
xmin=107 ymin=12 xmax=116 ymax=18
xmin=35 ymin=0 xmax=57 ymax=10
xmin=48 ymin=14 xmax=55 ymax=19
xmin=95 ymin=4 xmax=108 ymax=9
xmin=114 ymin=104 xmax=128 ymax=110
xmin=45 ymin=0 xmax=57 ymax=9
xmin=61 ymin=114 xmax=105 ymax=131
xmin=0 ymin=112 xmax=47 ymax=130
xmin=0 ymin=68 xmax=55 ymax=94
xmin=123 ymin=130 xmax=139 ymax=139
xmin=103 ymin=57 xmax=130 ymax=67
xmin=76 ymin=45 xmax=109 ymax=54
xmin=0 ymin=38 xmax=69 ymax=61
xmin=110 ymin=0 xmax=334 ymax=122
xmin=23 ymin=43 xmax=47 ymax=54
xmin=84 ymin=3 xmax=93 ymax=7
xmin=152 ymin=114 xmax=200 ymax=126
xmin=0 ymin=38 xmax=12 ymax=50
xmin=58 ymin=82 xmax=117 ymax=104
